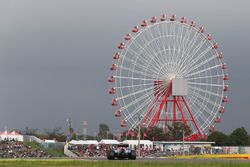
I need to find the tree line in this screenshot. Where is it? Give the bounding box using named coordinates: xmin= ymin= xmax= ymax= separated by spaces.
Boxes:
xmin=18 ymin=124 xmax=250 ymax=146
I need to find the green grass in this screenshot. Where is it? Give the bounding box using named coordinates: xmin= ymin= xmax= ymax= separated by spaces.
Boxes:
xmin=0 ymin=159 xmax=249 ymax=167
xmin=23 ymin=141 xmax=41 ymax=149
xmin=45 ymin=149 xmax=65 ymax=157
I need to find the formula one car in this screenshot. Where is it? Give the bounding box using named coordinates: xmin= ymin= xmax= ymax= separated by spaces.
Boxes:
xmin=107 ymin=144 xmax=136 ymax=160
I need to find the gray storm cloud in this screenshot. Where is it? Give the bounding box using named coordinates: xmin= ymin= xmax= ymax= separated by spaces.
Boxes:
xmin=0 ymin=0 xmax=249 ymax=134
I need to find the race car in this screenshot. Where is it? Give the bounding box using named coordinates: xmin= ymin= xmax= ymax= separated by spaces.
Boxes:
xmin=107 ymin=144 xmax=136 ymax=160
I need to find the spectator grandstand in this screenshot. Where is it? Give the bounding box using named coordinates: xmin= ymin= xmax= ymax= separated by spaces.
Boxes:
xmin=0 ymin=140 xmax=50 ymax=158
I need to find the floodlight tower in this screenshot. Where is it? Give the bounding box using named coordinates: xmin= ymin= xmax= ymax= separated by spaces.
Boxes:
xmin=83 ymin=121 xmax=88 ymax=140
xmin=66 ymin=118 xmax=73 ymax=141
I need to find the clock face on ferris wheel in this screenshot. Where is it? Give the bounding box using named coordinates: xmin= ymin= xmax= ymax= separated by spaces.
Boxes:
xmin=108 ymin=14 xmax=229 ymax=140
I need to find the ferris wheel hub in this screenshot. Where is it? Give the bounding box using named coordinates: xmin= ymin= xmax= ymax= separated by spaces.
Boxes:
xmin=163 ymin=73 xmax=176 ymax=87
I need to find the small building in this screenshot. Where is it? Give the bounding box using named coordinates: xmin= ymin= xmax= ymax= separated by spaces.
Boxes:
xmin=122 ymin=140 xmax=153 ymax=150
xmin=69 ymin=140 xmax=98 ymax=145
xmin=99 ymin=139 xmax=120 ymax=145
xmin=0 ymin=131 xmax=24 ymax=142
xmin=153 ymin=141 xmax=215 ymax=153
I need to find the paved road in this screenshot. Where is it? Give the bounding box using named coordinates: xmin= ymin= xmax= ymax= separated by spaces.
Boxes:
xmin=78 ymin=156 xmax=250 ymax=163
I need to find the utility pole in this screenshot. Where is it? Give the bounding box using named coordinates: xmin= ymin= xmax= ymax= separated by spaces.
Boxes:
xmin=182 ymin=129 xmax=185 ymax=155
xmin=83 ymin=121 xmax=88 ymax=140
xmin=66 ymin=118 xmax=72 ymax=142
xmin=137 ymin=114 xmax=142 ymax=158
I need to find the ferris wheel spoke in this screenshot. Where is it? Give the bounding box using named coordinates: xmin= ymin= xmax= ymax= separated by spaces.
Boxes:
xmin=120 ymin=84 xmax=167 ymax=113
xmin=187 ymin=81 xmax=223 ymax=87
xmin=188 ymin=86 xmax=221 ymax=101
xmin=188 ymin=92 xmax=213 ymax=118
xmin=123 ymin=94 xmax=157 ymax=125
xmin=119 ymin=91 xmax=152 ymax=111
xmin=175 ymin=25 xmax=186 ymax=75
xmin=124 ymin=96 xmax=153 ymax=124
xmin=188 ymin=99 xmax=209 ymax=132
xmin=178 ymin=25 xmax=193 ymax=58
xmin=131 ymin=39 xmax=161 ymax=67
xmin=184 ymin=56 xmax=217 ymax=75
xmin=131 ymin=35 xmax=170 ymax=73
xmin=186 ymin=102 xmax=209 ymax=131
xmin=118 ymin=66 xmax=158 ymax=79
xmin=121 ymin=54 xmax=161 ymax=77
xmin=181 ymin=30 xmax=201 ymax=61
xmin=186 ymin=74 xmax=224 ymax=81
xmin=190 ymin=87 xmax=220 ymax=107
xmin=187 ymin=90 xmax=218 ymax=120
xmin=175 ymin=29 xmax=194 ymax=73
xmin=114 ymin=76 xmax=156 ymax=81
xmin=117 ymin=81 xmax=167 ymax=102
xmin=184 ymin=45 xmax=214 ymax=73
xmin=185 ymin=64 xmax=221 ymax=78
xmin=146 ymin=26 xmax=170 ymax=68
xmin=115 ymin=82 xmax=154 ymax=89
xmin=117 ymin=85 xmax=155 ymax=101
xmin=174 ymin=23 xmax=184 ymax=69
xmin=177 ymin=39 xmax=207 ymax=74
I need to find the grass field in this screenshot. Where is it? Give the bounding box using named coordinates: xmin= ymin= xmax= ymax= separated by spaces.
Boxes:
xmin=0 ymin=159 xmax=250 ymax=167
xmin=172 ymin=154 xmax=250 ymax=159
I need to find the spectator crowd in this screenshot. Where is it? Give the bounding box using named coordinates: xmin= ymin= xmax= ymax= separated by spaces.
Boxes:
xmin=0 ymin=140 xmax=50 ymax=158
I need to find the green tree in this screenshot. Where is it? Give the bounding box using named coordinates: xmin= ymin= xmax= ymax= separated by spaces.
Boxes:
xmin=146 ymin=127 xmax=165 ymax=141
xmin=22 ymin=127 xmax=39 ymax=136
xmin=229 ymin=127 xmax=248 ymax=146
xmin=98 ymin=123 xmax=110 ymax=139
xmin=208 ymin=131 xmax=230 ymax=146
xmin=167 ymin=123 xmax=192 ymax=140
xmin=43 ymin=126 xmax=66 ymax=141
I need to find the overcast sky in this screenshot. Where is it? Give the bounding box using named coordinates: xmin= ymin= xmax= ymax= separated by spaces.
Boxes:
xmin=0 ymin=0 xmax=249 ymax=135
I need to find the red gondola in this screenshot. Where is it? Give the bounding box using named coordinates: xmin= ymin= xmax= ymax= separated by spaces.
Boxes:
xmin=150 ymin=16 xmax=157 ymax=23
xmin=121 ymin=120 xmax=127 ymax=128
xmin=113 ymin=52 xmax=120 ymax=60
xmin=141 ymin=20 xmax=148 ymax=27
xmin=199 ymin=26 xmax=205 ymax=33
xmin=222 ymin=96 xmax=228 ymax=103
xmin=190 ymin=21 xmax=196 ymax=27
xmin=108 ymin=76 xmax=115 ymax=83
xmin=218 ymin=52 xmax=223 ymax=59
xmin=170 ymin=14 xmax=176 ymax=21
xmin=112 ymin=99 xmax=118 ymax=106
xmin=132 ymin=26 xmax=139 ymax=33
xmin=223 ymin=74 xmax=229 ymax=80
xmin=110 ymin=64 xmax=117 ymax=71
xmin=115 ymin=110 xmax=122 ymax=117
xmin=124 ymin=33 xmax=131 ymax=40
xmin=222 ymin=63 xmax=227 ymax=69
xmin=215 ymin=116 xmax=221 ymax=123
xmin=160 ymin=14 xmax=166 ymax=21
xmin=118 ymin=43 xmax=125 ymax=49
xmin=209 ymin=126 xmax=215 ymax=132
xmin=219 ymin=106 xmax=225 ymax=113
xmin=223 ymin=85 xmax=229 ymax=92
xmin=207 ymin=34 xmax=212 ymax=40
xmin=212 ymin=42 xmax=218 ymax=49
xmin=180 ymin=16 xmax=187 ymax=23
xmin=109 ymin=87 xmax=116 ymax=94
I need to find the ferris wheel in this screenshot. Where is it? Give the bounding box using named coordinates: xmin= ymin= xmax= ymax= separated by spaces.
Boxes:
xmin=108 ymin=14 xmax=229 ymax=140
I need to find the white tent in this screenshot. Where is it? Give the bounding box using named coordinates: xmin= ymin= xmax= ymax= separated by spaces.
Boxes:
xmin=99 ymin=139 xmax=120 ymax=145
xmin=44 ymin=139 xmax=56 ymax=143
xmin=0 ymin=131 xmax=24 ymax=142
xmin=69 ymin=140 xmax=98 ymax=145
xmin=122 ymin=140 xmax=153 ymax=149
xmin=82 ymin=140 xmax=98 ymax=145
